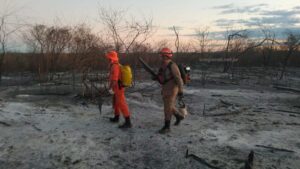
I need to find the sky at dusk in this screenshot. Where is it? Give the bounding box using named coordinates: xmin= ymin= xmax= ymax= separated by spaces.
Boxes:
xmin=1 ymin=0 xmax=300 ymax=48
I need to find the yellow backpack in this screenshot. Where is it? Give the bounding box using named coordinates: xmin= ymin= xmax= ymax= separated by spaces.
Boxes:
xmin=119 ymin=64 xmax=133 ymax=87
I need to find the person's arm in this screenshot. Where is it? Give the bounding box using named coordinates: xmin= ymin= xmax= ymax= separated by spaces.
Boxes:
xmin=170 ymin=63 xmax=184 ymax=94
xmin=153 ymin=68 xmax=162 ymax=84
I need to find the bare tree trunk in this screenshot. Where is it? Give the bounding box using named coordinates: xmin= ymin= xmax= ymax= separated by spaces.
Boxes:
xmin=0 ymin=53 xmax=4 ymax=82
xmin=72 ymin=70 xmax=76 ymax=91
xmin=223 ymin=36 xmax=231 ymax=73
xmin=279 ymin=51 xmax=292 ymax=80
xmin=172 ymin=26 xmax=180 ymax=55
xmin=278 ymin=32 xmax=300 ymax=80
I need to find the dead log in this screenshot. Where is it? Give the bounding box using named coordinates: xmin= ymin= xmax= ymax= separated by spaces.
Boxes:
xmin=0 ymin=121 xmax=11 ymax=127
xmin=24 ymin=121 xmax=42 ymax=132
xmin=255 ymin=145 xmax=294 ymax=153
xmin=205 ymin=107 xmax=248 ymax=117
xmin=205 ymin=111 xmax=241 ymax=117
xmin=272 ymin=109 xmax=300 ymax=115
xmin=273 ymin=86 xmax=300 ymax=93
xmin=185 ymin=149 xmax=222 ymax=169
xmin=207 ymin=100 xmax=236 ymax=112
xmin=211 ymin=94 xmax=222 ymax=97
xmin=286 ymin=123 xmax=300 ymax=126
xmin=220 ymin=99 xmax=234 ymax=106
xmin=72 ymin=159 xmax=82 ymax=165
xmin=32 ymin=124 xmax=42 ymax=132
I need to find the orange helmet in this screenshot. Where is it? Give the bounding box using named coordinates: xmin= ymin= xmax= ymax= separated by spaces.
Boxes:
xmin=160 ymin=47 xmax=173 ymax=58
xmin=105 ymin=50 xmax=119 ymax=62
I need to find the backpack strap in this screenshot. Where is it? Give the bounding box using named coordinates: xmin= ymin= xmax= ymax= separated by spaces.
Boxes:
xmin=157 ymin=61 xmax=175 ymax=84
xmin=167 ymin=61 xmax=173 ymax=74
xmin=162 ymin=62 xmax=174 ymax=84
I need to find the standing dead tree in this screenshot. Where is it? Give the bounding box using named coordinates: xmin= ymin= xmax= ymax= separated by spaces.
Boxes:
xmin=223 ymin=30 xmax=267 ymax=77
xmin=258 ymin=31 xmax=300 ymax=80
xmin=194 ymin=27 xmax=211 ymax=86
xmin=260 ymin=28 xmax=276 ymax=68
xmin=98 ymin=7 xmax=153 ymax=54
xmin=24 ymin=24 xmax=72 ymax=82
xmin=23 ymin=25 xmax=48 ymax=81
xmin=0 ymin=8 xmax=23 ymax=82
xmin=223 ymin=30 xmax=248 ymax=73
xmin=70 ymin=24 xmax=108 ymax=96
xmin=278 ymin=32 xmax=300 ymax=80
xmin=98 ymin=7 xmax=154 ymax=88
xmin=172 ymin=26 xmax=180 ymax=55
xmin=0 ymin=16 xmax=9 ymax=82
xmin=195 ymin=26 xmax=210 ymax=57
xmin=46 ymin=26 xmax=72 ymax=80
xmin=253 ymin=28 xmax=277 ymax=82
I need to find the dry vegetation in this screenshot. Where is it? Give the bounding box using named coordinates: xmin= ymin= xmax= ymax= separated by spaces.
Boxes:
xmin=1 ymin=3 xmax=300 ymax=169
xmin=1 ymin=6 xmax=299 ymax=93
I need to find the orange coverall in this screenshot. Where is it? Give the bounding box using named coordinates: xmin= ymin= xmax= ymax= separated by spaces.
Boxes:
xmin=110 ymin=62 xmax=130 ymax=118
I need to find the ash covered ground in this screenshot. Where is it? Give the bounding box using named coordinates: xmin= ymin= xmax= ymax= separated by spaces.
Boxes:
xmin=0 ymin=68 xmax=300 ymax=169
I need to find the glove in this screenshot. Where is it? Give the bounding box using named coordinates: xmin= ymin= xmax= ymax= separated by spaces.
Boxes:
xmin=108 ymin=89 xmax=114 ymax=95
xmin=151 ymin=75 xmax=158 ymax=81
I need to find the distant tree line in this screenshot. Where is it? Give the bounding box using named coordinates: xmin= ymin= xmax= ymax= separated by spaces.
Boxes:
xmin=1 ymin=5 xmax=300 ymax=84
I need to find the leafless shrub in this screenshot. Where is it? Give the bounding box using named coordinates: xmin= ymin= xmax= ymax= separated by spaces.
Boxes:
xmin=70 ymin=24 xmax=107 ymax=91
xmin=98 ymin=6 xmax=153 ymax=54
xmin=172 ymin=26 xmax=180 ymax=54
xmin=24 ymin=24 xmax=72 ymax=81
xmin=278 ymin=32 xmax=300 ymax=80
xmin=260 ymin=28 xmax=276 ymax=68
xmin=195 ymin=26 xmax=210 ymax=57
xmin=222 ymin=29 xmax=268 ymax=81
xmin=0 ymin=2 xmax=24 ymax=82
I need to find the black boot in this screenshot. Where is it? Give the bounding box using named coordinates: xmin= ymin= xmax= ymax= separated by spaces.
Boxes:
xmin=158 ymin=120 xmax=171 ymax=134
xmin=109 ymin=115 xmax=119 ymax=123
xmin=174 ymin=114 xmax=184 ymax=126
xmin=119 ymin=117 xmax=132 ymax=129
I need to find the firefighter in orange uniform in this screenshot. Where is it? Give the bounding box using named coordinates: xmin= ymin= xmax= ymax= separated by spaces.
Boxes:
xmin=105 ymin=51 xmax=132 ymax=128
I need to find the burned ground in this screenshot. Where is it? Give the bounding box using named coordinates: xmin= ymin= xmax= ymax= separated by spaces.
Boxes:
xmin=0 ymin=68 xmax=300 ymax=169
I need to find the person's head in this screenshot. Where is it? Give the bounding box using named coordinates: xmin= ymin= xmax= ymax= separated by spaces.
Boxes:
xmin=105 ymin=50 xmax=119 ymax=63
xmin=159 ymin=47 xmax=173 ymax=62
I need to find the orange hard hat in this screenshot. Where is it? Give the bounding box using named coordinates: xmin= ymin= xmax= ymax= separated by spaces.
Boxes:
xmin=160 ymin=47 xmax=173 ymax=58
xmin=105 ymin=50 xmax=119 ymax=62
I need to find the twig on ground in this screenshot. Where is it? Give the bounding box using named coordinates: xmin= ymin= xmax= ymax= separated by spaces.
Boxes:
xmin=220 ymin=99 xmax=234 ymax=106
xmin=24 ymin=121 xmax=42 ymax=132
xmin=205 ymin=111 xmax=241 ymax=117
xmin=211 ymin=94 xmax=222 ymax=97
xmin=255 ymin=145 xmax=295 ymax=153
xmin=72 ymin=159 xmax=82 ymax=165
xmin=272 ymin=109 xmax=300 ymax=115
xmin=0 ymin=121 xmax=11 ymax=127
xmin=207 ymin=99 xmax=235 ymax=112
xmin=185 ymin=149 xmax=222 ymax=169
xmin=32 ymin=124 xmax=42 ymax=132
xmin=273 ymin=86 xmax=300 ymax=93
xmin=205 ymin=107 xmax=248 ymax=117
xmin=286 ymin=123 xmax=300 ymax=126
